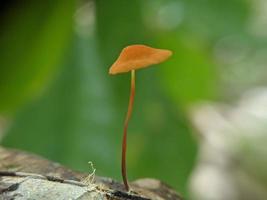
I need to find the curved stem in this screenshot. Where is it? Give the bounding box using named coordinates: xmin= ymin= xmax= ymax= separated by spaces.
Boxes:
xmin=121 ymin=70 xmax=135 ymax=191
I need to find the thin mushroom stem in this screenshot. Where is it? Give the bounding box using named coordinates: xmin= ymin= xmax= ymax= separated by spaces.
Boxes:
xmin=121 ymin=69 xmax=135 ymax=191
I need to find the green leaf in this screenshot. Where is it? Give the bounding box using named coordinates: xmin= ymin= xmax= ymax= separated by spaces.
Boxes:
xmin=159 ymin=34 xmax=217 ymax=106
xmin=0 ymin=0 xmax=75 ymax=114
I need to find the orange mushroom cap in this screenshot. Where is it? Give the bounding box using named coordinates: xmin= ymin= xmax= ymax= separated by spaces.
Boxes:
xmin=109 ymin=44 xmax=172 ymax=75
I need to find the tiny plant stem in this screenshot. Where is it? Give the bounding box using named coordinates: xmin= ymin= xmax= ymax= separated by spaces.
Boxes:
xmin=121 ymin=69 xmax=135 ymax=191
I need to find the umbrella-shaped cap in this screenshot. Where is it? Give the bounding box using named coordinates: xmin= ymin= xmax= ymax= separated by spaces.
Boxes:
xmin=109 ymin=44 xmax=172 ymax=75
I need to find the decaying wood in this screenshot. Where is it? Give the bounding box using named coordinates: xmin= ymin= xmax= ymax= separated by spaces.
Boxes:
xmin=0 ymin=147 xmax=183 ymax=200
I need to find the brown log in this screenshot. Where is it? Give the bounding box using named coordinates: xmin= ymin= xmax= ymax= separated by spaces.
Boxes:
xmin=0 ymin=146 xmax=183 ymax=200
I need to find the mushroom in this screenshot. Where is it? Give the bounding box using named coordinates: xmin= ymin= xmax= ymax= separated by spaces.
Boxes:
xmin=109 ymin=44 xmax=172 ymax=191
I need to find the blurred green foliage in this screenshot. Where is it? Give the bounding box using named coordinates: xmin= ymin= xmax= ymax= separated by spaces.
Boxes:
xmin=0 ymin=0 xmax=75 ymax=114
xmin=1 ymin=0 xmax=265 ymax=198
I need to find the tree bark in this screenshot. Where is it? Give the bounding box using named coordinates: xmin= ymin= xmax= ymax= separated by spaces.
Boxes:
xmin=0 ymin=147 xmax=183 ymax=200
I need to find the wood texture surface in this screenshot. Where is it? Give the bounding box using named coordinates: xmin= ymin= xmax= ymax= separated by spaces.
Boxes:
xmin=0 ymin=147 xmax=183 ymax=200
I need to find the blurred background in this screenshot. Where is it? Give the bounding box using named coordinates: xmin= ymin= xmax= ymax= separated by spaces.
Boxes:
xmin=1 ymin=0 xmax=267 ymax=199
